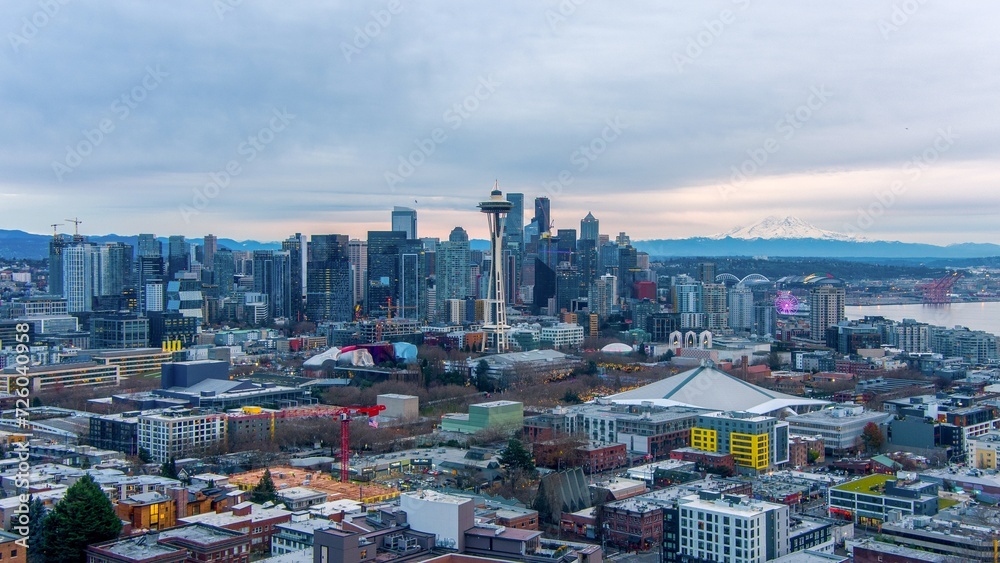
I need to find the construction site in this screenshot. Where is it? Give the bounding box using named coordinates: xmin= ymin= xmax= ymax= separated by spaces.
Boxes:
xmin=229 ymin=465 xmax=400 ymax=504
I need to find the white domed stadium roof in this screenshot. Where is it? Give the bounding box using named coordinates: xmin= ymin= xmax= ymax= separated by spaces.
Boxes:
xmin=601 ymin=343 xmax=633 ymax=353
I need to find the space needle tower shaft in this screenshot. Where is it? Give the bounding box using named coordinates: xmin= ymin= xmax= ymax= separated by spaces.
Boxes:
xmin=478 ymin=182 xmax=513 ymax=353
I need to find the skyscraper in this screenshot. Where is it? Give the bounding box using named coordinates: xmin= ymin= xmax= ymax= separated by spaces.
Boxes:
xmin=213 ymin=249 xmax=235 ymax=298
xmin=398 ymin=240 xmax=425 ymax=320
xmin=348 ymin=239 xmax=368 ymax=309
xmin=580 ymin=212 xmax=599 ymax=242
xmin=809 ymin=284 xmax=846 ymax=341
xmin=252 ymin=250 xmax=292 ymax=320
xmin=62 ymin=242 xmax=97 ymax=313
xmin=506 ymin=193 xmax=524 ymax=245
xmin=104 ymin=242 xmax=134 ymax=297
xmin=533 ymin=197 xmax=551 ymax=236
xmin=435 ymin=227 xmax=471 ymax=322
xmin=282 ymin=234 xmax=305 ymax=322
xmin=137 ymin=234 xmax=161 ymax=257
xmin=167 ymin=236 xmax=189 ymax=280
xmin=306 ymin=234 xmax=352 ymax=322
xmin=556 ymin=229 xmax=577 ymax=265
xmin=505 ymin=192 xmax=525 ymax=299
xmin=366 ymin=231 xmax=407 ymax=316
xmin=391 ymin=206 xmax=418 ymax=239
xmin=202 ymin=234 xmax=217 ymax=270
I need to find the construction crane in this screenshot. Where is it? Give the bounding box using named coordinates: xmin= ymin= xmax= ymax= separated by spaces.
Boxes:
xmin=335 ymin=405 xmax=386 ymax=482
xmin=65 ymin=217 xmax=83 ymax=241
xmin=917 ymin=272 xmax=962 ymax=304
xmin=50 ymin=223 xmax=62 ymax=237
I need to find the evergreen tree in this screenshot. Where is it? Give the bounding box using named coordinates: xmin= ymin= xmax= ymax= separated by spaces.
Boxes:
xmin=160 ymin=457 xmax=178 ymax=480
xmin=40 ymin=474 xmax=122 ymax=562
xmin=497 ymin=438 xmax=535 ymax=473
xmin=27 ymin=496 xmax=46 ymax=563
xmin=251 ymin=468 xmax=278 ymax=504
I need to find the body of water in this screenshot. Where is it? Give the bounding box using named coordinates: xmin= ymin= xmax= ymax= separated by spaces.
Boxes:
xmin=845 ymin=301 xmax=1000 ymax=336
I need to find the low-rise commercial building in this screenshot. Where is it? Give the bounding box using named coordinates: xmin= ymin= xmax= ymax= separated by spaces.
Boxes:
xmin=787 ymin=404 xmax=892 ymax=455
xmin=828 ymin=474 xmax=938 ymax=527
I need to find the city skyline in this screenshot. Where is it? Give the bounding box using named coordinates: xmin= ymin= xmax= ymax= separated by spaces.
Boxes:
xmin=3 ymin=3 xmax=999 ymax=244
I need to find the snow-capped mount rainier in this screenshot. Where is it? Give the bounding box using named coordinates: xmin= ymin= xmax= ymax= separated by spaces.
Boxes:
xmin=632 ymin=216 xmax=1000 ymax=259
xmin=710 ymin=216 xmax=860 ymax=242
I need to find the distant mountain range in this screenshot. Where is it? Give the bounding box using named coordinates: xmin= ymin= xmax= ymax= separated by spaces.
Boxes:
xmin=636 ymin=216 xmax=1000 ymax=259
xmin=710 ymin=215 xmax=861 ymax=242
xmin=2 ymin=216 xmax=998 ymax=261
xmin=0 ymin=231 xmax=282 ymax=260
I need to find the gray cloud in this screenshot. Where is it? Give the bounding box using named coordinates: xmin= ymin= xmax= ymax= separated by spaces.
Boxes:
xmin=1 ymin=1 xmax=997 ymax=244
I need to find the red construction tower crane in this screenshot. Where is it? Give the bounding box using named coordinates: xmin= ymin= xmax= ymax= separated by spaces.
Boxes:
xmin=335 ymin=405 xmax=386 ymax=482
xmin=917 ymin=272 xmax=963 ymax=304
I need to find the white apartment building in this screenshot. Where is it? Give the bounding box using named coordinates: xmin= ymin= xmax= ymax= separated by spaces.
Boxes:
xmin=678 ymin=491 xmax=789 ymax=563
xmin=138 ymin=409 xmax=227 ymax=463
xmin=540 ymin=323 xmax=584 ymax=349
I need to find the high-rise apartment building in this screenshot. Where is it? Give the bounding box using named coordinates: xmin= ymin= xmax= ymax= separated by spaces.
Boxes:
xmin=728 ymin=285 xmax=754 ymax=332
xmin=809 ymin=284 xmax=846 ymax=341
xmin=702 ymin=282 xmax=729 ymax=330
xmin=678 ymin=491 xmax=790 ymax=562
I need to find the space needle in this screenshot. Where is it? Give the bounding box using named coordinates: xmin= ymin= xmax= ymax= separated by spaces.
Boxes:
xmin=478 ymin=182 xmax=513 ymax=353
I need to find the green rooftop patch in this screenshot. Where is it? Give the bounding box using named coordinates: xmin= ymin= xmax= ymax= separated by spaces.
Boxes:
xmin=832 ymin=473 xmax=894 ymax=494
xmin=938 ymin=498 xmax=959 ymax=510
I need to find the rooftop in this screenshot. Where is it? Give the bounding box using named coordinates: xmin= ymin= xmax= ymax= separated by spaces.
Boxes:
xmin=158 ymin=523 xmax=246 ymax=546
xmin=179 ymin=503 xmax=290 ymax=528
xmin=606 ymin=362 xmax=828 ymax=415
xmin=403 ymin=489 xmax=473 ymax=505
xmin=89 ymin=533 xmax=186 ymax=559
xmin=831 ymin=474 xmax=894 ymax=494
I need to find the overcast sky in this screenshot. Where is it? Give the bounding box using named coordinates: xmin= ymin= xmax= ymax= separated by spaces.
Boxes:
xmin=2 ymin=1 xmax=997 ymax=245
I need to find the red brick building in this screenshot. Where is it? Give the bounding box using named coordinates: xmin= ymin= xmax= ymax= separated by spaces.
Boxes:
xmin=789 ymin=435 xmax=825 ymax=467
xmin=88 ymin=525 xmax=250 ymax=563
xmin=602 ymin=497 xmax=663 ymax=551
xmin=178 ymin=501 xmax=291 ymax=553
xmin=669 ymin=447 xmax=735 ymax=474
